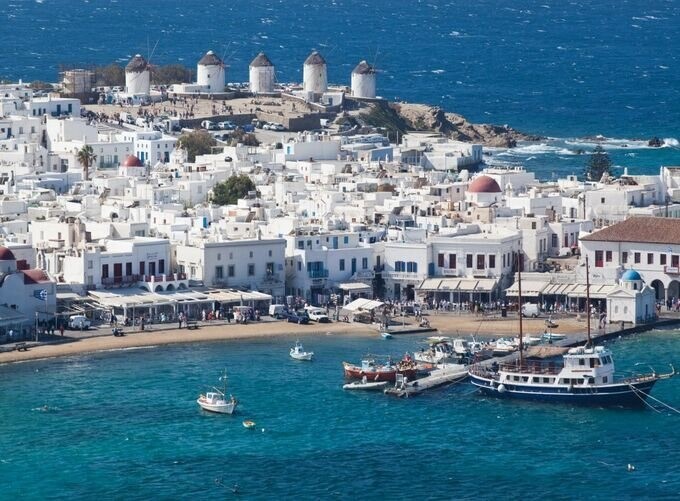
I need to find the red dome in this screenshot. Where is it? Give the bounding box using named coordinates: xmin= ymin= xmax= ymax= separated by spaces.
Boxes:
xmin=123 ymin=155 xmax=143 ymax=167
xmin=23 ymin=269 xmax=51 ymax=284
xmin=0 ymin=246 xmax=16 ymax=261
xmin=467 ymin=175 xmax=502 ymax=194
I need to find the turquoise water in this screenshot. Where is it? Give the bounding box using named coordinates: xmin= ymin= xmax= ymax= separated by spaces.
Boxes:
xmin=1 ymin=329 xmax=679 ymax=499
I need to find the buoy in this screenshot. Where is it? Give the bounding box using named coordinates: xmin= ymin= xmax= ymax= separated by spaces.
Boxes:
xmin=627 ymin=464 xmax=635 ymax=471
xmin=497 ymin=384 xmax=506 ymax=393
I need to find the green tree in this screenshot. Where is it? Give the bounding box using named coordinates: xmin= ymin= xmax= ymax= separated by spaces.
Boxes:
xmin=211 ymin=175 xmax=256 ymax=206
xmin=584 ymin=145 xmax=612 ymax=181
xmin=76 ymin=145 xmax=97 ymax=181
xmin=151 ymin=64 xmax=193 ymax=85
xmin=177 ymin=130 xmax=217 ymax=162
xmin=29 ymin=80 xmax=53 ymax=91
xmin=95 ymin=64 xmax=125 ymax=87
xmin=228 ymin=128 xmax=260 ymax=147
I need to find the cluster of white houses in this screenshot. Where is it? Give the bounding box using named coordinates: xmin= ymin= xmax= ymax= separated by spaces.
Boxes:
xmin=2 ymin=76 xmax=680 ymax=341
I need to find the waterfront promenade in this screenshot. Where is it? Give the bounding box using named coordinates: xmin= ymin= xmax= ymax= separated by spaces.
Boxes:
xmin=1 ymin=311 xmax=672 ymax=365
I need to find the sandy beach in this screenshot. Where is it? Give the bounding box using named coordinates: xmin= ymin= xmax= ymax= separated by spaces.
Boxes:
xmin=0 ymin=312 xmax=603 ymax=365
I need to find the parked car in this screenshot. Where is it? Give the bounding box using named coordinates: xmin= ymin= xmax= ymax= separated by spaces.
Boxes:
xmin=305 ymin=307 xmax=331 ymax=323
xmin=218 ymin=120 xmax=236 ymax=130
xmin=269 ymin=123 xmax=286 ymax=131
xmin=68 ymin=315 xmax=91 ymax=330
xmin=286 ymin=310 xmax=310 ymax=324
xmin=200 ymin=120 xmax=218 ymax=130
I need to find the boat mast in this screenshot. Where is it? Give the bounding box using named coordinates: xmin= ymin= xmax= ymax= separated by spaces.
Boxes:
xmin=585 ymin=256 xmax=591 ymax=346
xmin=517 ymin=252 xmax=524 ymax=364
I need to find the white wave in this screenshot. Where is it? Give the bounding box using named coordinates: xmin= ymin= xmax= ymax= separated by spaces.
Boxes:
xmin=564 ymin=138 xmax=652 ymax=150
xmin=502 ymin=143 xmax=578 ymax=156
xmin=663 ymin=138 xmax=679 ymax=147
xmin=431 ymin=69 xmax=445 ymax=74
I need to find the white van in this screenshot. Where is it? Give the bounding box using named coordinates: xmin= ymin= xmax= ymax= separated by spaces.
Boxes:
xmin=269 ymin=304 xmax=286 ymax=319
xmin=68 ymin=315 xmax=91 ymax=330
xmin=521 ymin=303 xmax=540 ymax=318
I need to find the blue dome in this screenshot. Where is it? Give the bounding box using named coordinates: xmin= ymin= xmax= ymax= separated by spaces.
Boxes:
xmin=621 ymin=269 xmax=642 ymax=281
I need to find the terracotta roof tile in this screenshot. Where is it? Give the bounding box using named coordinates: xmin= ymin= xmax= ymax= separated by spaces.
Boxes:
xmin=580 ymin=217 xmax=680 ymax=245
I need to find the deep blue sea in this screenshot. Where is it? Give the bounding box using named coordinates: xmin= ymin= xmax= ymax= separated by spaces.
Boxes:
xmin=1 ymin=0 xmax=679 ymax=179
xmin=1 ymin=330 xmax=679 ymax=499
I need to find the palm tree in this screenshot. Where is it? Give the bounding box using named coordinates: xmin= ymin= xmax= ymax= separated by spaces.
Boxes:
xmin=76 ymin=145 xmax=97 ymax=181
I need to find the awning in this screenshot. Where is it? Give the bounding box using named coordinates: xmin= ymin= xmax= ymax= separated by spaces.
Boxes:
xmin=417 ymin=278 xmax=497 ymax=292
xmin=87 ymin=288 xmax=271 ymax=309
xmin=338 ymin=282 xmax=372 ymax=292
xmin=418 ymin=278 xmax=443 ymax=291
xmin=505 ymin=280 xmax=550 ymax=297
xmin=342 ymin=298 xmax=384 ymax=312
xmin=567 ymin=284 xmax=618 ymax=299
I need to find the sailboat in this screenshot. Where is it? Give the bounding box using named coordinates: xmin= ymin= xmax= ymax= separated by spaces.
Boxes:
xmin=468 ymin=256 xmax=675 ymax=408
xmin=197 ymin=369 xmax=238 ymax=414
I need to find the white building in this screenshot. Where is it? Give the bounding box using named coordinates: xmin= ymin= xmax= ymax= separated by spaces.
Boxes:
xmin=175 ymin=237 xmax=286 ymax=300
xmin=125 ymin=54 xmax=151 ymax=96
xmin=196 ymin=51 xmax=225 ymax=93
xmin=303 ymin=51 xmax=328 ymax=95
xmin=249 ymin=52 xmax=275 ymax=94
xmin=606 ymin=269 xmax=656 ymax=325
xmin=351 ymin=60 xmax=376 ymax=99
xmin=580 ymin=216 xmax=680 ymax=301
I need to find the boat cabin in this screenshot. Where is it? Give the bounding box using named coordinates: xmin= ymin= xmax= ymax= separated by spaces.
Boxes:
xmin=559 ymin=346 xmax=615 ymax=385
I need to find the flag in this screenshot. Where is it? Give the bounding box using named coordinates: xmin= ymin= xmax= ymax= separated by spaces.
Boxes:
xmin=33 ymin=289 xmax=47 ymax=301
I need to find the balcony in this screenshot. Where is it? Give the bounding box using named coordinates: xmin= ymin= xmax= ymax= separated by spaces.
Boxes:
xmin=308 ymin=269 xmax=329 ymax=279
xmin=383 ymin=271 xmax=421 ymax=281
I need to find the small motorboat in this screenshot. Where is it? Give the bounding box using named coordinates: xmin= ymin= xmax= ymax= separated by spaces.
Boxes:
xmin=542 ymin=331 xmax=567 ymax=342
xmin=197 ymin=369 xmax=238 ymax=415
xmin=380 ymin=331 xmax=393 ymax=339
xmin=343 ymin=355 xmax=418 ymax=382
xmin=243 ymin=420 xmax=256 ymax=429
xmin=545 ymin=317 xmax=559 ymax=329
xmin=343 ymin=376 xmax=389 ymax=391
xmin=522 ymin=336 xmax=543 ymax=346
xmin=290 ymin=340 xmax=314 ymax=361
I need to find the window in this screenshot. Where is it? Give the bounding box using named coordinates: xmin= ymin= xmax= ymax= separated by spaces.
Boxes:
xmin=215 ymin=266 xmax=224 ymax=279
xmin=217 ymin=253 xmax=221 ymax=261
xmin=158 ymin=259 xmax=165 ymax=274
xmin=228 ymin=265 xmax=235 ymax=277
xmin=297 ymin=262 xmax=301 ymax=271
xmin=249 ymin=251 xmax=253 ymax=258
xmin=673 ymin=255 xmax=679 ymax=267
xmin=605 ymin=251 xmax=612 ymax=262
xmin=595 ymin=250 xmax=603 ymax=268
xmin=476 ymin=254 xmax=485 ymax=270
xmin=339 ymin=259 xmax=345 ymax=271
xmin=268 ymin=250 xmax=272 ymax=257
xmin=87 ymin=260 xmax=93 ymax=270
xmin=622 ymin=252 xmax=628 ymax=264
xmin=343 ymin=236 xmax=349 ymax=244
xmin=634 ymin=252 xmax=640 ymax=264
xmin=551 ymin=234 xmax=558 ymax=248
xmin=449 ymin=254 xmax=456 ymax=269
xmin=248 ymin=264 xmax=255 ymax=276
xmin=362 ymin=257 xmax=368 ymax=269
xmin=466 ymin=254 xmax=473 ymax=268
xmin=601 ymin=197 xmax=605 ymax=204
xmin=661 ymin=254 xmax=667 ymax=265
xmin=489 ymin=255 xmax=496 ymax=268
xmin=438 ymin=253 xmax=445 ymax=267
xmin=531 ymin=221 xmax=536 ymax=230
xmin=647 ymin=253 xmax=654 ymax=265
xmin=266 ymin=262 xmax=274 ymax=275
xmin=126 ymin=262 xmax=132 ymax=276
xmin=298 ymin=241 xmax=304 ymax=250
xmin=139 ymin=261 xmax=145 ymax=276
xmin=102 ymin=264 xmax=109 ymax=279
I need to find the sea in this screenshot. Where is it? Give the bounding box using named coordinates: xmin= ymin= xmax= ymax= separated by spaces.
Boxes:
xmin=1 ymin=330 xmax=679 ymax=499
xmin=1 ymin=0 xmax=679 ymax=180
xmin=2 ymin=0 xmax=680 ymax=498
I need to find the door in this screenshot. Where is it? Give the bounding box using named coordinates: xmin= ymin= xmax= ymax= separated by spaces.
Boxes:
xmin=351 ymin=258 xmax=356 ymax=274
xmin=113 ymin=263 xmax=123 ymax=282
xmin=394 ymin=283 xmax=400 ymax=300
xmin=149 ymin=262 xmax=156 ymax=276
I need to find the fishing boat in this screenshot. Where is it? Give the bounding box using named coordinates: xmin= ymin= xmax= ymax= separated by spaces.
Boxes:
xmin=469 ymin=257 xmax=676 ymax=407
xmin=491 ymin=337 xmax=518 ymax=356
xmin=343 ymin=376 xmax=389 ymax=391
xmin=197 ymin=369 xmax=238 ymax=414
xmin=290 ymin=340 xmax=314 ymax=361
xmin=342 ymin=355 xmax=418 ymax=382
xmin=242 ymin=420 xmax=256 ymax=429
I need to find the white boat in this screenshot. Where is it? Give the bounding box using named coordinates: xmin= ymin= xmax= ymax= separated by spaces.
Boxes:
xmin=542 ymin=331 xmax=566 ymax=342
xmin=521 ymin=335 xmax=543 ymax=346
xmin=491 ymin=337 xmax=517 ymax=355
xmin=380 ymin=331 xmax=393 ymax=339
xmin=343 ymin=376 xmax=389 ymax=391
xmin=290 ymin=340 xmax=314 ymax=361
xmin=197 ymin=369 xmax=238 ymax=414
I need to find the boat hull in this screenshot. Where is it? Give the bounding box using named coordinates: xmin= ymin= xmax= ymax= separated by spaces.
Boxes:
xmin=343 ymin=381 xmax=389 ymax=391
xmin=197 ymin=399 xmax=237 ymax=414
xmin=468 ymin=373 xmax=659 ymax=408
xmin=290 ymin=351 xmax=313 ymax=361
xmin=342 ymin=362 xmax=417 ymax=382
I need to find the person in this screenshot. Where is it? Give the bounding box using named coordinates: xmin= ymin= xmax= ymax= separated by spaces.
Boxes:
xmin=140 ymin=317 xmax=145 ymax=331
xmin=60 ymin=324 xmax=64 ymax=337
